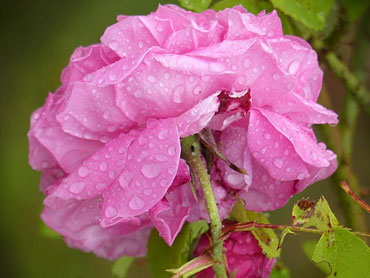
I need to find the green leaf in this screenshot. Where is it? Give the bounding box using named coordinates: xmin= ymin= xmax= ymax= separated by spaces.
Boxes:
xmin=277 ymin=11 xmax=294 ymax=35
xmin=179 ymin=0 xmax=213 ymax=12
xmin=212 ymin=0 xmax=259 ymax=14
xmin=269 ymin=0 xmax=334 ymax=31
xmin=292 ymin=197 xmax=339 ymax=231
xmin=303 ymin=240 xmax=331 ymax=274
xmin=112 ymin=256 xmax=135 ymax=278
xmin=230 ymin=197 xmax=280 ymax=258
xmin=339 ymin=0 xmax=370 ymax=21
xmin=270 ymin=261 xmax=291 ymax=278
xmin=147 ymin=221 xmax=208 ymax=278
xmin=312 ymin=227 xmax=370 ymax=277
xmin=167 ymin=254 xmax=216 ymax=278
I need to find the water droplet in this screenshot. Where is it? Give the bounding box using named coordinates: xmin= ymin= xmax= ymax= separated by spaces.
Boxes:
xmin=261 ymin=147 xmax=267 ymax=154
xmin=134 ymin=90 xmax=143 ymax=98
xmin=273 ymin=73 xmax=280 ymax=80
xmin=164 ymin=72 xmax=170 ymax=80
xmin=141 ymin=164 xmax=161 ymax=178
xmin=264 ymin=133 xmax=271 ymax=140
xmin=311 ymin=152 xmax=317 ymax=161
xmin=100 ymin=161 xmax=108 ymax=171
xmin=160 ymin=180 xmax=168 ymax=187
xmin=129 ymin=195 xmax=146 ymax=210
xmin=297 ymin=172 xmax=305 ymax=180
xmin=168 ymin=146 xmax=176 ymax=156
xmin=109 ymin=171 xmax=116 ymax=179
xmin=96 ymin=183 xmax=107 ymax=190
xmin=288 ymin=60 xmax=300 ymax=74
xmin=147 ymin=75 xmax=157 ymax=83
xmin=273 ymin=157 xmax=283 ymax=168
xmin=138 ymin=41 xmax=144 ymax=48
xmin=109 ymin=41 xmax=119 ymax=50
xmin=138 ymin=136 xmax=147 ymax=145
xmin=193 ymin=86 xmax=202 ymax=95
xmin=173 ymin=85 xmax=185 ymax=103
xmin=105 ymin=206 xmax=117 ymax=218
xmin=268 ymin=184 xmax=275 ymax=190
xmin=226 ymin=173 xmax=243 ymax=186
xmin=243 ymin=58 xmax=251 ymax=69
xmin=158 ymin=129 xmax=168 ymax=140
xmin=109 ymin=74 xmax=117 ymax=81
xmin=69 ymin=182 xmax=85 ymax=194
xmin=144 ymin=189 xmax=152 ymax=196
xmin=78 ymin=166 xmax=90 ymax=177
xmin=155 ymin=154 xmax=168 ymax=161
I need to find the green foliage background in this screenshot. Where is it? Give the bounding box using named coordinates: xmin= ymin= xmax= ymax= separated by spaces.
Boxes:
xmin=0 ymin=0 xmax=369 ymax=277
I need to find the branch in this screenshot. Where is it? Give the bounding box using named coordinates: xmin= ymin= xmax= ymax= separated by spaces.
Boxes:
xmin=222 ymin=222 xmax=370 ymax=239
xmin=181 ymin=136 xmax=228 ymax=278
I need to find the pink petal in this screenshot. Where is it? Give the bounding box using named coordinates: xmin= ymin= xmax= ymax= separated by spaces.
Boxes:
xmin=258 ymin=108 xmax=336 ymax=168
xmin=216 ymin=9 xmax=283 ymax=40
xmin=264 ymin=91 xmax=338 ymax=125
xmin=150 ymin=198 xmax=189 ymax=246
xmin=56 ymin=81 xmax=137 ymax=141
xmin=239 ymin=154 xmax=295 ymax=212
xmin=28 ymin=93 xmax=103 ymax=173
xmin=217 ymin=120 xmax=252 ymax=190
xmin=101 ymin=118 xmax=181 ymax=226
xmin=176 ymin=93 xmax=220 ymax=137
xmin=169 ymin=159 xmax=191 ymax=191
xmin=45 ymin=132 xmax=135 ymax=203
xmin=101 ymin=16 xmax=159 ymax=59
xmin=61 ymin=44 xmax=119 ymax=85
xmin=247 ymin=109 xmax=309 ymax=181
xmin=163 ymin=20 xmax=224 ymax=54
xmin=114 ymin=50 xmax=234 ymax=123
xmin=42 ymin=197 xmax=151 ymax=260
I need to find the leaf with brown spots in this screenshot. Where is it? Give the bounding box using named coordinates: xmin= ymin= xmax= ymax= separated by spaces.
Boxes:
xmin=292 ymin=196 xmax=339 ymax=231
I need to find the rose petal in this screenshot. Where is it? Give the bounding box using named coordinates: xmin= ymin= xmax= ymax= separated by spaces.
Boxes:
xmin=56 ymin=81 xmax=137 ymax=141
xmin=150 ymin=198 xmax=189 ymax=246
xmin=176 ymin=93 xmax=220 ymax=137
xmin=248 ymin=109 xmax=309 ymax=181
xmin=42 ymin=197 xmax=151 ymax=260
xmin=101 ymin=118 xmax=181 ymax=226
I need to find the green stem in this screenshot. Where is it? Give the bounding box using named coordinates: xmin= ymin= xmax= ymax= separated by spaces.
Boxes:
xmin=222 ymin=222 xmax=370 ymax=238
xmin=181 ymin=136 xmax=228 ymax=278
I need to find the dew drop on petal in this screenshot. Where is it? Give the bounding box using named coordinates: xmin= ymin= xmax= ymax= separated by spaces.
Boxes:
xmin=226 ymin=173 xmax=243 ymax=186
xmin=105 ymin=206 xmax=117 ymax=218
xmin=168 ymin=146 xmax=176 ymax=156
xmin=158 ymin=129 xmax=169 ymax=140
xmin=272 ymin=157 xmax=283 ymax=168
xmin=69 ymin=182 xmax=85 ymax=194
xmin=78 ymin=166 xmax=90 ymax=177
xmin=288 ymin=60 xmax=300 ymax=75
xmin=128 ymin=195 xmax=146 ymax=210
xmin=141 ymin=164 xmax=161 ymax=178
xmin=243 ymin=58 xmax=251 ymax=69
xmin=100 ymin=161 xmax=108 ymax=171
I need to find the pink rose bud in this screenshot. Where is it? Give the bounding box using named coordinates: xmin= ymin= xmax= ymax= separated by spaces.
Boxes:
xmin=28 ymin=4 xmax=337 ymax=259
xmin=194 ymin=230 xmax=275 ymax=278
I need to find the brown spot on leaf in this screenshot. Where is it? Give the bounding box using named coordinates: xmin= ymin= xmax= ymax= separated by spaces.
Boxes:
xmin=297 ymin=198 xmax=316 ymax=211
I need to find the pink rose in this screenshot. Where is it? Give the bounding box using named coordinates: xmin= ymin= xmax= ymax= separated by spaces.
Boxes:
xmin=194 ymin=230 xmax=275 ymax=278
xmin=28 ymin=4 xmax=337 ymax=259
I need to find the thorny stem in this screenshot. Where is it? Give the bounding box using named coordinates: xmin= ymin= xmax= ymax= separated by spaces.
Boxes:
xmin=181 ymin=135 xmax=228 ymax=278
xmin=222 ymin=222 xmax=370 ymax=239
xmin=339 ymin=181 xmax=370 ymax=214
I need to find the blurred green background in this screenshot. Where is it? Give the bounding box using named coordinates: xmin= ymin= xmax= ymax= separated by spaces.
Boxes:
xmin=0 ymin=0 xmax=368 ymax=277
